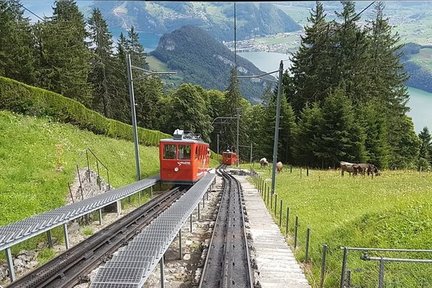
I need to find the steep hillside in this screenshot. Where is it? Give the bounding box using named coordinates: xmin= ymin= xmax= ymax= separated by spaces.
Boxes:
xmin=0 ymin=110 xmax=160 ymax=226
xmin=93 ymin=2 xmax=301 ymax=43
xmin=151 ymin=26 xmax=274 ymax=102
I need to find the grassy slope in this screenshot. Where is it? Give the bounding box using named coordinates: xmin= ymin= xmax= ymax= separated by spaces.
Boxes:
xmin=0 ymin=110 xmax=161 ymax=226
xmin=252 ymin=167 xmax=432 ymax=287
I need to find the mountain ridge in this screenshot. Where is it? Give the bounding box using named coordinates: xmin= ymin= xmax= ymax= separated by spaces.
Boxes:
xmin=151 ymin=25 xmax=274 ymax=102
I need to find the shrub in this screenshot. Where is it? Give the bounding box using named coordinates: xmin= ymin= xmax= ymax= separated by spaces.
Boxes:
xmin=0 ymin=77 xmax=170 ymax=146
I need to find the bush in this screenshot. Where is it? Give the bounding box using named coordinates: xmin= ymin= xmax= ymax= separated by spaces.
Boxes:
xmin=0 ymin=77 xmax=170 ymax=146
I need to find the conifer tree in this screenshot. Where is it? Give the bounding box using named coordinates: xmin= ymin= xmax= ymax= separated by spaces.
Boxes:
xmin=221 ymin=67 xmax=242 ymax=153
xmin=88 ymin=8 xmax=115 ymax=117
xmin=37 ymin=0 xmax=92 ymax=104
xmin=0 ymin=0 xmax=35 ymax=84
xmin=367 ymin=2 xmax=413 ymax=167
xmin=111 ymin=32 xmax=129 ymax=123
xmin=289 ymin=1 xmax=333 ymax=114
xmin=418 ymin=127 xmax=432 ymax=169
xmin=358 ymin=100 xmax=390 ymax=168
xmin=317 ymin=87 xmax=366 ymax=167
xmin=333 ymin=1 xmax=370 ymax=104
xmin=293 ymin=103 xmax=324 ymax=167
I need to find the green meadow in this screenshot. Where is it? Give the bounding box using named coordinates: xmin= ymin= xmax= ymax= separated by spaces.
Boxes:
xmin=251 ymin=167 xmax=432 ymax=287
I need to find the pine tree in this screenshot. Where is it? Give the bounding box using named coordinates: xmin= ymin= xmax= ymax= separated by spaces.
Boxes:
xmin=357 ymin=100 xmax=390 ymax=168
xmin=36 ymin=0 xmax=92 ymax=104
xmin=221 ymin=67 xmax=242 ymax=153
xmin=128 ymin=26 xmax=148 ymax=70
xmin=0 ymin=0 xmax=36 ymax=84
xmin=88 ymin=8 xmax=115 ymax=117
xmin=367 ymin=2 xmax=413 ymax=168
xmin=418 ymin=127 xmax=432 ymax=170
xmin=289 ymin=1 xmax=333 ymax=114
xmin=317 ymin=87 xmax=366 ymax=167
xmin=333 ymin=1 xmax=370 ymax=104
xmin=293 ymin=103 xmax=324 ymax=167
xmin=111 ymin=32 xmax=129 ymax=123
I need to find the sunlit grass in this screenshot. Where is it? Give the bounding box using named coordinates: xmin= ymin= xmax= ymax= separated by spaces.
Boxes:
xmin=250 ymin=166 xmax=432 ymax=287
xmin=0 ymin=111 xmax=161 ymax=227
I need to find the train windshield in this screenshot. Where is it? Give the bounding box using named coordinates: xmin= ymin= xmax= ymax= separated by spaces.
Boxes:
xmin=164 ymin=144 xmax=176 ymax=159
xmin=178 ymin=145 xmax=191 ymax=160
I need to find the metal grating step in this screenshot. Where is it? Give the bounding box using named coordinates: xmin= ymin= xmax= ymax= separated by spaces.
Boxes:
xmin=0 ymin=177 xmax=158 ymax=251
xmin=91 ymin=172 xmax=215 ymax=288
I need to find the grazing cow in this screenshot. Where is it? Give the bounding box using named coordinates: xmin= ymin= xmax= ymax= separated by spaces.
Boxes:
xmin=341 ymin=161 xmax=381 ymax=177
xmin=276 ymin=161 xmax=283 ymax=173
xmin=260 ymin=158 xmax=269 ymax=168
xmin=367 ymin=164 xmax=381 ymax=176
xmin=340 ymin=161 xmax=355 ymax=176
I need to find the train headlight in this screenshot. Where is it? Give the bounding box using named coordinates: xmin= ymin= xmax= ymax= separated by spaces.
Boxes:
xmin=174 ymin=167 xmax=179 ymax=172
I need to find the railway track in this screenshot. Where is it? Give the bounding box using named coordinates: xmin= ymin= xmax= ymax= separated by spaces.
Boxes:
xmin=199 ymin=167 xmax=253 ymax=288
xmin=8 ymin=187 xmax=184 ymax=288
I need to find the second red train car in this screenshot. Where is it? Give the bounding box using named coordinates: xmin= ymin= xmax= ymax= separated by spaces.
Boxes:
xmin=159 ymin=130 xmax=210 ymax=184
xmin=222 ymin=151 xmax=238 ymax=165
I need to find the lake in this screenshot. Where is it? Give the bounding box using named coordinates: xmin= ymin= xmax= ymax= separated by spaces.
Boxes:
xmin=239 ymin=51 xmax=432 ymax=133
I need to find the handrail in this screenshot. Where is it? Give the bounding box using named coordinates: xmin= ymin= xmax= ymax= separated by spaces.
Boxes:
xmin=84 ymin=148 xmax=111 ymax=190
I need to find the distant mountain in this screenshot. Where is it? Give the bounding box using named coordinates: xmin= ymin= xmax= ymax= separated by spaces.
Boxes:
xmin=151 ymin=26 xmax=274 ymax=102
xmin=91 ymin=2 xmax=301 ymax=43
xmin=401 ymin=43 xmax=432 ymax=93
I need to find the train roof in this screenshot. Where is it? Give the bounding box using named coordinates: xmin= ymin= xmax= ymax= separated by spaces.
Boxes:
xmin=160 ymin=129 xmax=208 ymax=144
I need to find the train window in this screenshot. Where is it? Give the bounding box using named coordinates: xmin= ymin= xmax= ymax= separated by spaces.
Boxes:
xmin=164 ymin=144 xmax=176 ymax=159
xmin=195 ymin=146 xmax=199 ymax=159
xmin=179 ymin=145 xmax=191 ymax=160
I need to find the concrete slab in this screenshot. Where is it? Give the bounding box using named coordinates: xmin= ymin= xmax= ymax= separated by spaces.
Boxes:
xmin=234 ymin=175 xmax=311 ymax=288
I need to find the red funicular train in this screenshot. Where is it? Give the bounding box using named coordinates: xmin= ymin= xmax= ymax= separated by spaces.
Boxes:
xmin=222 ymin=150 xmax=238 ymax=165
xmin=159 ymin=130 xmax=210 ymax=184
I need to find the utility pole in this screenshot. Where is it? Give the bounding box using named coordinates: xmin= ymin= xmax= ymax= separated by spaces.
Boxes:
xmin=271 ymin=61 xmax=283 ymax=195
xmin=217 ymin=133 xmax=220 ymax=155
xmin=126 ymin=53 xmax=176 ymax=181
xmin=236 ymin=107 xmax=240 ymax=166
xmin=126 ymin=53 xmax=141 ymax=181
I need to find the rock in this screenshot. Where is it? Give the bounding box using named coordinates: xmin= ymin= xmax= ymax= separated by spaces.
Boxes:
xmin=13 ymin=258 xmax=24 ymax=267
xmin=68 ymin=222 xmax=80 ymax=234
xmin=183 ymin=253 xmax=191 ymax=261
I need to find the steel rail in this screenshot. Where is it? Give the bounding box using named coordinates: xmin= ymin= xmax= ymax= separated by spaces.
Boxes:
xmin=7 ymin=188 xmax=184 ymax=288
xmin=199 ymin=167 xmax=253 ymax=288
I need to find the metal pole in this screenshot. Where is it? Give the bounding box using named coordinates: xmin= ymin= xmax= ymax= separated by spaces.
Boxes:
xmin=217 ymin=133 xmax=220 ymax=155
xmin=279 ymin=200 xmax=283 ymax=226
xmin=99 ymin=209 xmax=103 ymax=225
xmin=160 ymin=256 xmax=165 ymax=288
xmin=294 ymin=215 xmax=299 ymax=248
xmin=250 ymin=142 xmax=253 ymax=163
xmin=320 ymin=244 xmax=328 ymax=288
xmin=340 ymin=247 xmax=348 ymax=288
xmin=64 ymin=223 xmax=70 ymax=249
xmin=378 ymin=257 xmax=385 ymax=288
xmin=198 ymin=203 xmax=201 ymax=221
xmin=126 ymin=53 xmax=141 ymax=181
xmin=86 ymin=149 xmax=90 ymax=180
xmin=47 ymin=230 xmax=53 ymax=248
xmin=271 ymin=61 xmax=283 ymax=194
xmin=6 ymin=248 xmax=15 ymax=282
xmin=190 ymin=214 xmax=193 ymax=232
xmin=236 ymin=108 xmax=240 ymax=167
xmin=305 ymin=228 xmax=311 ymax=263
xmin=179 ymin=229 xmax=183 ymax=260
